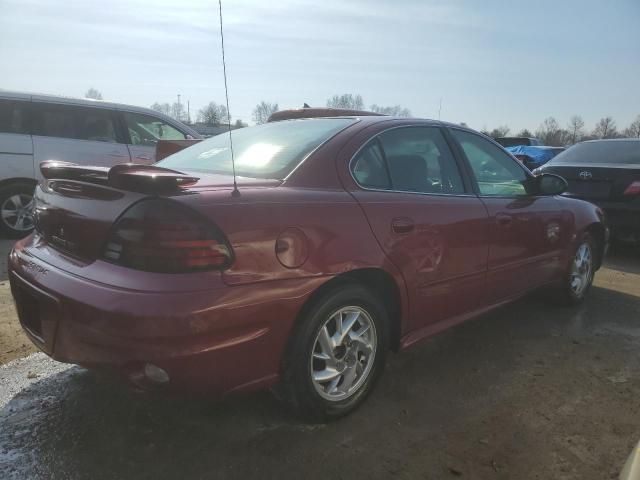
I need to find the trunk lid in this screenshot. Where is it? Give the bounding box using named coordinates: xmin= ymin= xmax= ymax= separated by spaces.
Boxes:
xmin=34 ymin=162 xmax=278 ymax=262
xmin=543 ymin=162 xmax=640 ymax=202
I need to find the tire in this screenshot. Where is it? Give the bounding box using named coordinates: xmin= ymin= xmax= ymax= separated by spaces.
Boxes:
xmin=556 ymin=233 xmax=597 ymax=305
xmin=278 ymin=283 xmax=389 ymax=422
xmin=0 ymin=183 xmax=36 ymax=239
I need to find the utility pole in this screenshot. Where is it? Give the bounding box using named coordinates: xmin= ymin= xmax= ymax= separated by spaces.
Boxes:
xmin=177 ymin=94 xmax=181 ymax=121
xmin=187 ymin=100 xmax=191 ymax=124
xmin=438 ymin=97 xmax=442 ymax=120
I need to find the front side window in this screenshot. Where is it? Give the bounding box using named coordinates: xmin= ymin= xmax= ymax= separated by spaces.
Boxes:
xmin=123 ymin=112 xmax=186 ymax=146
xmin=159 ymin=118 xmax=354 ymax=179
xmin=32 ymin=103 xmax=118 ymax=143
xmin=351 ymin=126 xmax=464 ymax=194
xmin=0 ymin=99 xmax=30 ymax=135
xmin=452 ymin=129 xmax=533 ymax=196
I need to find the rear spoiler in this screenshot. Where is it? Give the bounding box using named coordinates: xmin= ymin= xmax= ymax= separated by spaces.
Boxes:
xmin=40 ymin=161 xmax=199 ymax=194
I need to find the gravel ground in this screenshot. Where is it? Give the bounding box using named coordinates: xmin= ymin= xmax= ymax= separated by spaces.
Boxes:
xmin=0 ymin=242 xmax=639 ymax=479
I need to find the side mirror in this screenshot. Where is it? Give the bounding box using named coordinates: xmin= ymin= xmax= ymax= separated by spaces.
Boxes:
xmin=537 ymin=173 xmax=567 ymax=196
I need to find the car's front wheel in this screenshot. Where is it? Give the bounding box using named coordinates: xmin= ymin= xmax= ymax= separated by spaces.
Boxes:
xmin=557 ymin=233 xmax=596 ymax=304
xmin=0 ymin=183 xmax=36 ymax=238
xmin=278 ymin=284 xmax=389 ymax=422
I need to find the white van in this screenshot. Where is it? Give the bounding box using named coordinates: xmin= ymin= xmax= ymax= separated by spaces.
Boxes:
xmin=0 ymin=91 xmax=201 ymax=237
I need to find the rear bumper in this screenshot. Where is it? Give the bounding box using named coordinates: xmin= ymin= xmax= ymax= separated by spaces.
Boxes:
xmin=9 ymin=237 xmax=328 ymax=396
xmin=595 ymin=201 xmax=640 ymax=235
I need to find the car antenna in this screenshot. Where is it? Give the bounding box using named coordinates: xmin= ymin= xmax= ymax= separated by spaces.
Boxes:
xmin=218 ymin=0 xmax=239 ymax=197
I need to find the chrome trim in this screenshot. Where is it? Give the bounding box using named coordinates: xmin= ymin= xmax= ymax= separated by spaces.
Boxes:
xmin=347 ymin=123 xmax=477 ymax=198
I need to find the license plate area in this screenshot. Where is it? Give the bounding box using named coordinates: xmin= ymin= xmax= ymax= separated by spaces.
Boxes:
xmin=10 ymin=272 xmax=61 ymax=354
xmin=566 ymin=181 xmax=612 ymax=199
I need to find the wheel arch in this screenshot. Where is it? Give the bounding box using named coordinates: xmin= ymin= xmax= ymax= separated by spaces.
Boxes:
xmin=0 ymin=177 xmax=38 ymax=190
xmin=292 ymin=268 xmax=405 ymax=354
xmin=585 ymin=222 xmax=607 ymax=270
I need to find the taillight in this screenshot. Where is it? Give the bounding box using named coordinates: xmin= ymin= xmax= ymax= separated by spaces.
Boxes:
xmin=623 ymin=181 xmax=640 ymax=196
xmin=103 ymin=199 xmax=232 ymax=273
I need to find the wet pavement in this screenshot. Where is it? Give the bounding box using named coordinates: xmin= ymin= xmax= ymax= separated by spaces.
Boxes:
xmin=1 ymin=247 xmax=639 ymax=479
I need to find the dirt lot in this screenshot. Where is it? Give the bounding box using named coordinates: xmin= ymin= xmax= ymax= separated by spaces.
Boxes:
xmin=0 ymin=239 xmax=37 ymax=365
xmin=0 ymin=240 xmax=639 ymax=479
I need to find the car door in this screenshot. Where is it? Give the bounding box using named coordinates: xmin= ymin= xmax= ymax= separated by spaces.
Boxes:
xmin=0 ymin=98 xmax=34 ymax=180
xmin=348 ymin=125 xmax=490 ymax=335
xmin=120 ymin=111 xmax=188 ymax=164
xmin=31 ymin=102 xmax=130 ymax=178
xmin=449 ymin=128 xmax=565 ymax=302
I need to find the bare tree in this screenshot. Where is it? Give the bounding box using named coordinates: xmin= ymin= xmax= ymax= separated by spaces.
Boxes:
xmin=171 ymin=102 xmax=187 ymax=122
xmin=369 ymin=104 xmax=411 ymax=117
xmin=150 ymin=102 xmax=171 ymax=116
xmin=326 ymin=94 xmax=364 ymax=110
xmin=517 ymin=129 xmax=533 ymax=137
xmin=567 ymin=115 xmax=585 ymax=144
xmin=592 ymin=117 xmax=618 ymax=139
xmin=85 ymin=88 xmax=103 ymax=100
xmin=252 ymin=101 xmax=279 ymax=125
xmin=197 ymin=102 xmax=230 ymax=126
xmin=623 ymin=115 xmax=640 ymax=138
xmin=489 ymin=126 xmax=510 ymax=138
xmin=536 ymin=117 xmax=567 ymax=146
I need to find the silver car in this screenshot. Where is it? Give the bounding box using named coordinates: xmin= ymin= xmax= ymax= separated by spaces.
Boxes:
xmin=0 ymin=90 xmax=200 ymax=237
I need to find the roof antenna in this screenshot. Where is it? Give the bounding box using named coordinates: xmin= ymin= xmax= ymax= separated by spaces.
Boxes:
xmin=218 ymin=0 xmax=239 ymax=197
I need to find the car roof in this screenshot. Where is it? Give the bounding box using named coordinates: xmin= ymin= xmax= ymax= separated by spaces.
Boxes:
xmin=581 ymin=138 xmax=640 ymax=144
xmin=0 ymin=89 xmax=200 ymax=137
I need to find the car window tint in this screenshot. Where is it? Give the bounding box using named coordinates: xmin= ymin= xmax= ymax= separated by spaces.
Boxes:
xmin=123 ymin=112 xmax=186 ymax=146
xmin=32 ymin=103 xmax=117 ymax=143
xmin=452 ymin=129 xmax=533 ymax=196
xmin=377 ymin=127 xmax=464 ymax=194
xmin=78 ymin=110 xmax=117 ymax=143
xmin=0 ymin=100 xmax=30 ymax=135
xmin=352 ymin=141 xmax=391 ymax=189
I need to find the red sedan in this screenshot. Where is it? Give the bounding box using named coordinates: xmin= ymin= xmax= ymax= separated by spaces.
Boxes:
xmin=10 ymin=111 xmax=606 ymax=421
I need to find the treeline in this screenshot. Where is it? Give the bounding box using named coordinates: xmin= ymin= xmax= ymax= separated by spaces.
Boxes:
xmin=143 ymin=90 xmax=640 ymax=144
xmin=481 ymin=115 xmax=640 ymax=146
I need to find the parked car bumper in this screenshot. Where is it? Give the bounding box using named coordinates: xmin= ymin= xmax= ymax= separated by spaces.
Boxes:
xmin=9 ymin=237 xmax=327 ymax=396
xmin=594 ymin=201 xmax=640 ymax=239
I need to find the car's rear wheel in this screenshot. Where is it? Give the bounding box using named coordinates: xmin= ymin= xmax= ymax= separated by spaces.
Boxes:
xmin=0 ymin=183 xmax=36 ymax=238
xmin=278 ymin=284 xmax=389 ymax=422
xmin=557 ymin=233 xmax=596 ymax=305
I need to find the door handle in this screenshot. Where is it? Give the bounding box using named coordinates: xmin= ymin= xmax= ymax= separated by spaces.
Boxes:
xmin=135 ymin=154 xmax=152 ymax=161
xmin=108 ymin=152 xmax=128 ymax=158
xmin=496 ymin=213 xmax=513 ymax=226
xmin=391 ymin=218 xmax=415 ymax=234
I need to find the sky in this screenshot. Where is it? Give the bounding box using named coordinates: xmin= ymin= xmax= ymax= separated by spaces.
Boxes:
xmin=1 ymin=0 xmax=638 ymax=132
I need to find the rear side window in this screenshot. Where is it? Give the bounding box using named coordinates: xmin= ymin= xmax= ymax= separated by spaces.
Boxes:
xmin=0 ymin=99 xmax=30 ymax=135
xmin=123 ymin=112 xmax=186 ymax=146
xmin=32 ymin=103 xmax=118 ymax=143
xmin=351 ymin=126 xmax=465 ymax=194
xmin=352 ymin=141 xmax=391 ymax=189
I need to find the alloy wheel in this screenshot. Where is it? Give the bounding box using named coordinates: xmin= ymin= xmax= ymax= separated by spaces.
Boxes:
xmin=570 ymin=241 xmax=593 ymax=296
xmin=310 ymin=306 xmax=377 ymax=401
xmin=1 ymin=194 xmax=34 ymax=232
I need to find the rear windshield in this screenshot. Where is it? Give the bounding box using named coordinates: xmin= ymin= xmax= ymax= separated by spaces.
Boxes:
xmin=550 ymin=141 xmax=640 ymax=165
xmin=158 ymin=118 xmax=355 ymax=179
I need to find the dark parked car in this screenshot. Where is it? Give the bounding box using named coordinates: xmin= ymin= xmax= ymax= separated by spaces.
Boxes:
xmin=535 ymin=139 xmax=640 ymax=242
xmin=495 ymin=136 xmax=542 ymax=147
xmin=10 ymin=112 xmax=607 ymax=420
